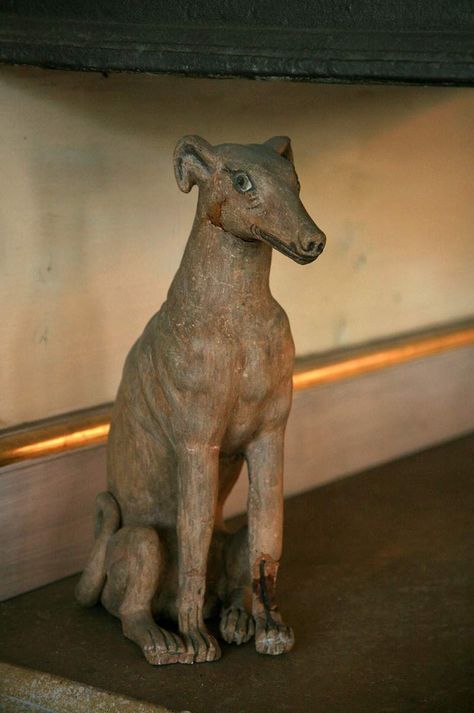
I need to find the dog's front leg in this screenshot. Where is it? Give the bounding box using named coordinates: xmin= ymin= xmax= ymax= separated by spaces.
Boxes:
xmin=246 ymin=427 xmax=295 ymax=655
xmin=176 ymin=443 xmax=221 ymax=663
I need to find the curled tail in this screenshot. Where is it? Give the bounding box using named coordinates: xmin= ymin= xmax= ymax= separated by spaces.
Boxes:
xmin=75 ymin=491 xmax=121 ymax=607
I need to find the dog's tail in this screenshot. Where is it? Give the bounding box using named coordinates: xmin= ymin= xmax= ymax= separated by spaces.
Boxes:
xmin=75 ymin=491 xmax=121 ymax=607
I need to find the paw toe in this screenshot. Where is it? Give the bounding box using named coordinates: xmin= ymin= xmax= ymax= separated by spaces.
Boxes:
xmin=181 ymin=629 xmax=221 ymax=664
xmin=142 ymin=626 xmax=186 ymax=666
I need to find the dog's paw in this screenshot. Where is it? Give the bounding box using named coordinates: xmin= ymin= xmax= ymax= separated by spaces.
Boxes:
xmin=220 ymin=606 xmax=255 ymax=645
xmin=255 ymin=616 xmax=294 ymax=656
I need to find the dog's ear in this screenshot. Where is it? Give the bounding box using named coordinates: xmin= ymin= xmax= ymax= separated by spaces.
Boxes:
xmin=174 ymin=135 xmax=217 ymax=193
xmin=264 ymin=136 xmax=294 ymax=164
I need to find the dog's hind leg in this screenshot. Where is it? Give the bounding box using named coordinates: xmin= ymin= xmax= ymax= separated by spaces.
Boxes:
xmin=102 ymin=526 xmax=190 ymax=665
xmin=75 ymin=491 xmax=120 ymax=607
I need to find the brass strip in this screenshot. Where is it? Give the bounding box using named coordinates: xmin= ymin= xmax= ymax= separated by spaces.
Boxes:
xmin=0 ymin=405 xmax=112 ymax=468
xmin=9 ymin=424 xmax=111 ymax=461
xmin=293 ymin=326 xmax=474 ymax=390
xmin=1 ymin=322 xmax=473 ymax=467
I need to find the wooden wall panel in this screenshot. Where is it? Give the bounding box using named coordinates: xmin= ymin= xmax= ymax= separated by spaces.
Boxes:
xmin=1 ymin=344 xmax=473 ymax=600
xmin=0 ymin=448 xmax=106 ymax=601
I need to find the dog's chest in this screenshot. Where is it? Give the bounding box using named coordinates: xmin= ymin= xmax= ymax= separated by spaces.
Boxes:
xmin=221 ymin=318 xmax=294 ymax=450
xmin=238 ymin=331 xmax=291 ymax=399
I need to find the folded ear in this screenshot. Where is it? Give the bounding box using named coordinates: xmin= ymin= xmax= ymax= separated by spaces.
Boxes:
xmin=173 ymin=135 xmax=216 ymax=193
xmin=264 ymin=136 xmax=294 ymax=163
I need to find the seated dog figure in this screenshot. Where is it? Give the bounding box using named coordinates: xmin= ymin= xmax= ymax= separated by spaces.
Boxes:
xmin=76 ymin=135 xmax=326 ymax=665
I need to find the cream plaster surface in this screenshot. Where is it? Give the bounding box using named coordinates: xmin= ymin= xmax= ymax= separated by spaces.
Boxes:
xmin=1 ymin=66 xmax=473 ymax=427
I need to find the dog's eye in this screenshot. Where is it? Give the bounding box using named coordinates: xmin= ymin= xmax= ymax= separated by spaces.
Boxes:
xmin=233 ymin=172 xmax=253 ymax=193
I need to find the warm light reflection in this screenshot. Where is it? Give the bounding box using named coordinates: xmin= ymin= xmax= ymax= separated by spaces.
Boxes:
xmin=293 ymin=328 xmax=474 ymax=390
xmin=4 ymin=424 xmax=110 ymax=464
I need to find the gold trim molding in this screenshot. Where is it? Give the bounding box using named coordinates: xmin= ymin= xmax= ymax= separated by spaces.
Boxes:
xmin=1 ymin=321 xmax=473 ymax=467
xmin=293 ymin=323 xmax=474 ymax=390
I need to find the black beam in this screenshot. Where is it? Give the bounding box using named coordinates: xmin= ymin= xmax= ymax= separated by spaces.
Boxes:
xmin=1 ymin=2 xmax=473 ymax=84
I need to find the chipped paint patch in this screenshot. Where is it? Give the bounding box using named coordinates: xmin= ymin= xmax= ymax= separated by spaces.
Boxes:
xmin=252 ymin=555 xmax=279 ymax=625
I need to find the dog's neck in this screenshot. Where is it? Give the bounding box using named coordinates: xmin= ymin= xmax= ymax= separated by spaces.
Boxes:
xmin=167 ymin=202 xmax=273 ymax=315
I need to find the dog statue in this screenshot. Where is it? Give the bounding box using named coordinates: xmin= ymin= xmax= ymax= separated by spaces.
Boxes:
xmin=76 ymin=135 xmax=326 ymax=665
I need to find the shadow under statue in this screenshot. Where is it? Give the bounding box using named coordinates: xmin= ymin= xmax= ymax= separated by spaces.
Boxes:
xmin=76 ymin=135 xmax=326 ymax=665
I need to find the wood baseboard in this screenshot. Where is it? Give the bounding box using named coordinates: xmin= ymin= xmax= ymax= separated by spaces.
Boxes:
xmin=1 ymin=320 xmax=473 ymax=600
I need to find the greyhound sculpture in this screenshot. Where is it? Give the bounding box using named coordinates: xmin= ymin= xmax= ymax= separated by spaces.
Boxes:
xmin=76 ymin=135 xmax=326 ymax=665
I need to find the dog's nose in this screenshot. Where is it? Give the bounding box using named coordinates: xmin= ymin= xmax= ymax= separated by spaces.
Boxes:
xmin=301 ymin=231 xmax=326 ymax=255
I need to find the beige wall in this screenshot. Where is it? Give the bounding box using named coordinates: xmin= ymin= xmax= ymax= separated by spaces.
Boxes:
xmin=1 ymin=66 xmax=473 ymax=428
